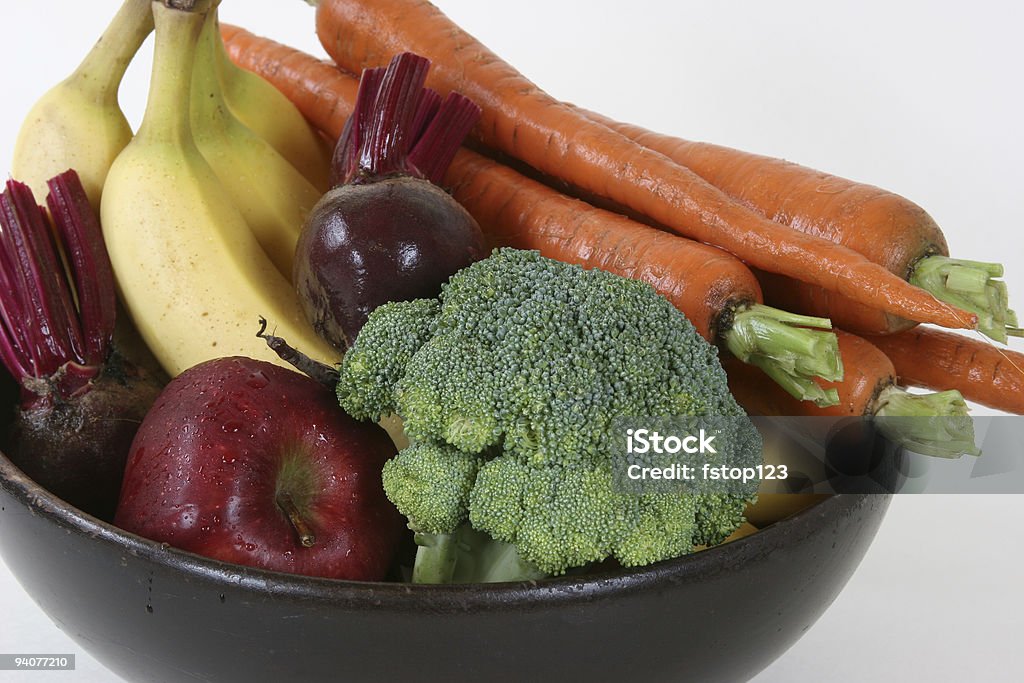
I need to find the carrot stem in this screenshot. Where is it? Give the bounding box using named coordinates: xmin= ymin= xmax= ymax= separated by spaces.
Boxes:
xmin=725 ymin=304 xmax=842 ymax=407
xmin=909 ymin=255 xmax=1021 ymax=342
xmin=873 ymin=386 xmax=979 ymax=458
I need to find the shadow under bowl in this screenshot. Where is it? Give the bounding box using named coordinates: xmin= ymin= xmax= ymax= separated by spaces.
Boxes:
xmin=0 ymin=452 xmax=889 ymax=683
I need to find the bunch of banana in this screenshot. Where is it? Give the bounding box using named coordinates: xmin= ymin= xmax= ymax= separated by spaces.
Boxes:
xmin=13 ymin=0 xmax=337 ymax=377
xmin=209 ymin=8 xmax=332 ymax=193
xmin=12 ymin=0 xmax=153 ymax=212
xmin=191 ymin=11 xmax=323 ymax=280
xmin=100 ymin=0 xmax=336 ymax=376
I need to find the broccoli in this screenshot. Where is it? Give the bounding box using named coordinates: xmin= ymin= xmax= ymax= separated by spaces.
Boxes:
xmin=336 ymin=298 xmax=438 ymax=421
xmin=336 ymin=249 xmax=762 ymax=581
xmin=380 ymin=441 xmax=483 ymax=534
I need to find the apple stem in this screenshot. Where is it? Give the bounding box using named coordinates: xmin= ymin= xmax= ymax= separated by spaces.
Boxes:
xmin=256 ymin=317 xmax=339 ymax=389
xmin=277 ymin=492 xmax=317 ymax=548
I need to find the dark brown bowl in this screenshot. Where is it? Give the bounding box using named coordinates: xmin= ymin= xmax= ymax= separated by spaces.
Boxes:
xmin=0 ymin=452 xmax=889 ymax=683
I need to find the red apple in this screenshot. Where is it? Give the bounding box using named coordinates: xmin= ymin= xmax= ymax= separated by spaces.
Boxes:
xmin=114 ymin=356 xmax=404 ymax=581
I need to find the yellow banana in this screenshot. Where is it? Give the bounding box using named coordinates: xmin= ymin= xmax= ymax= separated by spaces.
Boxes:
xmin=12 ymin=0 xmax=153 ymax=213
xmin=192 ymin=11 xmax=322 ymax=281
xmin=102 ymin=1 xmax=337 ymax=378
xmin=211 ymin=7 xmax=332 ymax=192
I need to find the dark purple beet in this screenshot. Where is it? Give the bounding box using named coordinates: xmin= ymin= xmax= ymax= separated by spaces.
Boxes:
xmin=295 ymin=177 xmax=484 ymax=350
xmin=0 ymin=172 xmax=163 ymax=521
xmin=295 ymin=52 xmax=484 ymax=351
xmin=7 ymin=356 xmax=162 ymax=521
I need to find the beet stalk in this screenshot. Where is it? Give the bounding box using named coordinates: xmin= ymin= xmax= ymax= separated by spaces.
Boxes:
xmin=0 ymin=171 xmax=163 ymax=521
xmin=294 ymin=52 xmax=486 ymax=351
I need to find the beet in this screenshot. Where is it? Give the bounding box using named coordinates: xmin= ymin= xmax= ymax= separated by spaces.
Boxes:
xmin=294 ymin=52 xmax=485 ymax=351
xmin=8 ymin=360 xmax=161 ymax=521
xmin=0 ymin=172 xmax=163 ymax=521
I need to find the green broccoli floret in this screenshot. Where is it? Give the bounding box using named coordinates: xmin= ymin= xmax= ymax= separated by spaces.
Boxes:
xmin=336 ymin=249 xmax=762 ymax=581
xmin=469 ymin=456 xmax=700 ymax=573
xmin=381 ymin=441 xmax=483 ymax=534
xmin=693 ymin=493 xmax=755 ymax=547
xmin=336 ymin=298 xmax=439 ymax=421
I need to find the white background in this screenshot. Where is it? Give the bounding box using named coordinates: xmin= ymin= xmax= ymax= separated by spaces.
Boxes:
xmin=1 ymin=1 xmax=1022 ymax=681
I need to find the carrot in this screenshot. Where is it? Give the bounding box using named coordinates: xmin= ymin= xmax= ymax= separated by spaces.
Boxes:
xmin=865 ymin=328 xmax=1024 ymax=415
xmin=727 ymin=331 xmax=892 ymax=418
xmin=725 ymin=330 xmax=978 ymax=457
xmin=312 ymin=0 xmax=977 ymax=332
xmin=582 ymin=109 xmax=1020 ymax=343
xmin=220 ymin=25 xmax=845 ymax=406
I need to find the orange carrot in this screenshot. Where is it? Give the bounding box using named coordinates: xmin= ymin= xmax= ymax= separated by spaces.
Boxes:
xmin=727 ymin=331 xmax=897 ymax=418
xmin=726 ymin=330 xmax=978 ymax=457
xmin=866 ymin=329 xmax=1024 ymax=415
xmin=582 ymin=109 xmax=1019 ymax=342
xmin=221 ymin=25 xmax=845 ymax=405
xmin=312 ymin=0 xmax=976 ymax=332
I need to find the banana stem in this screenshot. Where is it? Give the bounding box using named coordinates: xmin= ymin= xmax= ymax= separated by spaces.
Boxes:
xmin=724 ymin=303 xmax=843 ymax=407
xmin=69 ymin=0 xmax=154 ymax=103
xmin=138 ymin=2 xmax=208 ymax=145
xmin=910 ymin=255 xmax=1021 ymax=343
xmin=165 ymin=0 xmax=215 ymax=11
xmin=872 ymin=385 xmax=979 ymax=458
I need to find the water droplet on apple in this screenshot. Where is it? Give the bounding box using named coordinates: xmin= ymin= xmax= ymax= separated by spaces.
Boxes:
xmin=245 ymin=370 xmax=270 ymax=389
xmin=221 ymin=421 xmax=243 ymax=434
xmin=244 ymin=543 xmax=256 ymax=552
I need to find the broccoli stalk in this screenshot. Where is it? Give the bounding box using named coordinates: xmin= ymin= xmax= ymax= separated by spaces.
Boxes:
xmin=724 ymin=303 xmax=843 ymax=408
xmin=412 ymin=525 xmax=547 ymax=584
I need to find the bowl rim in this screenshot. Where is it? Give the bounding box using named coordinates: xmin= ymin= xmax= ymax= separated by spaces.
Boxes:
xmin=0 ymin=450 xmax=868 ymax=612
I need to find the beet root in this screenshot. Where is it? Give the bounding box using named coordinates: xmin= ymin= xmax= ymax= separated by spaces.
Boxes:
xmin=5 ymin=355 xmax=163 ymax=521
xmin=294 ymin=176 xmax=485 ymax=350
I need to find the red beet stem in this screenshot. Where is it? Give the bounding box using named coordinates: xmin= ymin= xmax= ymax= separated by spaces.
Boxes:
xmin=46 ymin=171 xmax=117 ymax=368
xmin=360 ymin=52 xmax=430 ymax=178
xmin=331 ymin=52 xmax=481 ymax=188
xmin=0 ymin=181 xmax=84 ymax=378
xmin=410 ymin=88 xmax=442 ymax=144
xmin=0 ymin=174 xmax=111 ymax=403
xmin=408 ymin=92 xmax=482 ymax=185
xmin=332 ymin=66 xmax=386 ymax=186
